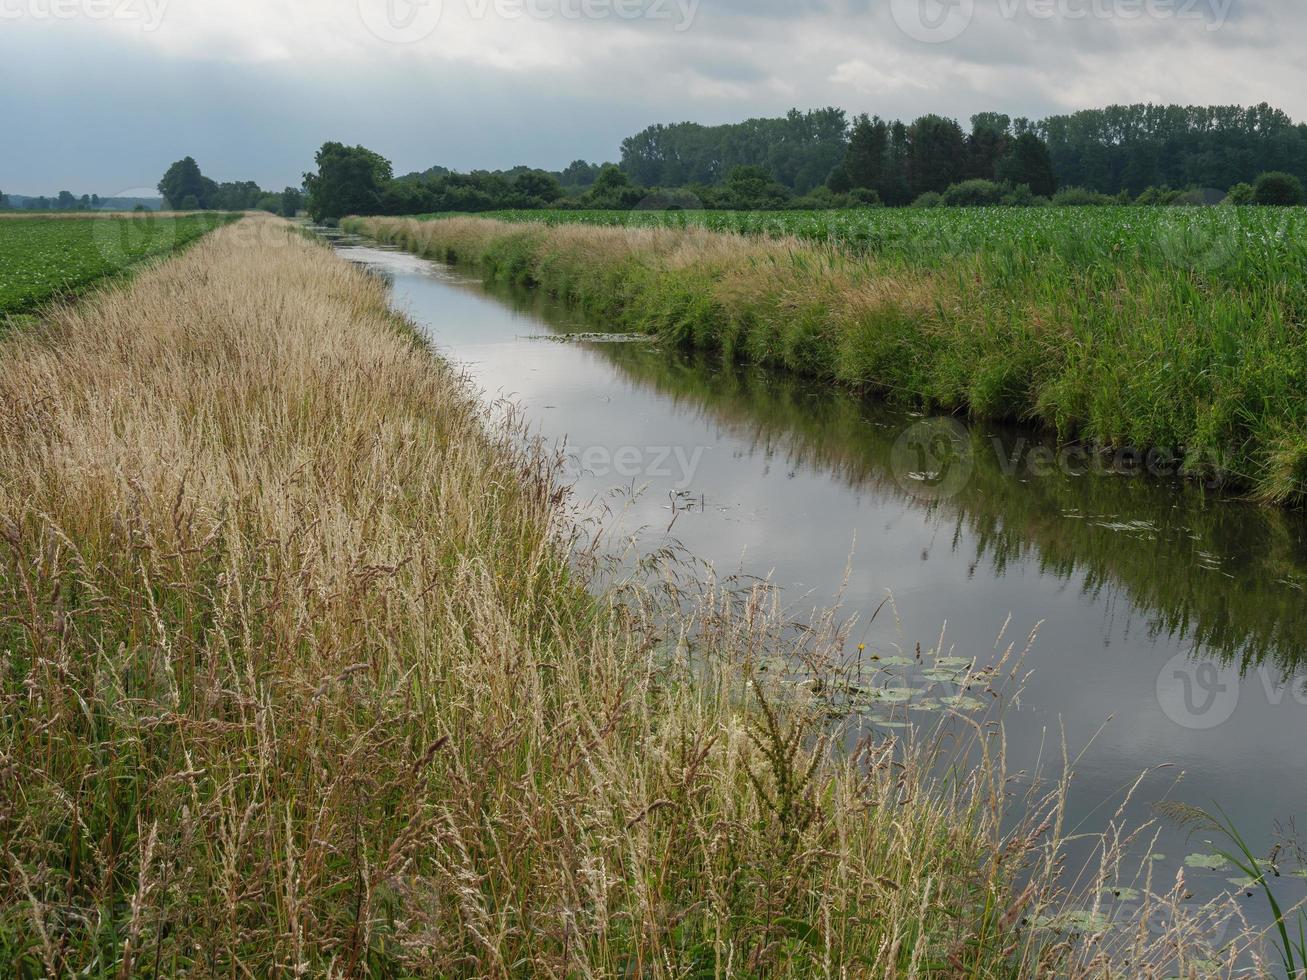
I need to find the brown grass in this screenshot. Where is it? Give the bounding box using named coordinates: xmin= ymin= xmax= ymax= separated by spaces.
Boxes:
xmin=0 ymin=216 xmax=1254 ymax=976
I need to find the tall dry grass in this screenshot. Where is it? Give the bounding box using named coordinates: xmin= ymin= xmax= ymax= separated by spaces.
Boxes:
xmin=0 ymin=217 xmax=1249 ymax=976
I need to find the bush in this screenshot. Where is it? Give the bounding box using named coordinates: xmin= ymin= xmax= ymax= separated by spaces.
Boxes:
xmin=1226 ymin=182 xmax=1256 ymax=205
xmin=1000 ymin=184 xmax=1045 ymax=207
xmin=910 ymin=191 xmax=943 ymax=208
xmin=1253 ymin=171 xmax=1306 ymax=206
xmin=1051 ymin=186 xmax=1115 ymax=206
xmin=941 ymin=179 xmax=1005 ymax=207
xmin=849 ymin=187 xmax=882 ymax=208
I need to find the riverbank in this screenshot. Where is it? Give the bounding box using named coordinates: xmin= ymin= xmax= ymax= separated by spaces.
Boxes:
xmin=0 ymin=217 xmax=1244 ymax=975
xmin=346 ymin=214 xmax=1307 ymax=507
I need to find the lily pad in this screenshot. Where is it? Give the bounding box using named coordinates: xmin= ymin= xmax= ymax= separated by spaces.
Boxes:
xmin=1101 ymin=886 xmax=1141 ymax=901
xmin=940 ymin=694 xmax=985 ymax=711
xmin=1184 ymin=853 xmax=1228 ymax=871
xmin=934 ymin=657 xmax=973 ymax=670
xmin=875 ymin=687 xmax=916 ymax=704
xmin=870 ymin=655 xmax=914 ymax=667
xmin=921 ymin=668 xmax=963 ymax=682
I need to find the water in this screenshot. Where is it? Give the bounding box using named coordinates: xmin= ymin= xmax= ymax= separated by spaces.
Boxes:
xmin=331 ymin=233 xmax=1307 ymax=932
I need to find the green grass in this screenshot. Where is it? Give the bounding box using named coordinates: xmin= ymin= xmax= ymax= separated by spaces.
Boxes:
xmin=0 ymin=213 xmax=238 ymax=315
xmin=351 ymin=209 xmax=1307 ymax=506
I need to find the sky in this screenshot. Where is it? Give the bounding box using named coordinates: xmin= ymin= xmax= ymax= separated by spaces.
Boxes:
xmin=1 ymin=0 xmax=1303 ymax=195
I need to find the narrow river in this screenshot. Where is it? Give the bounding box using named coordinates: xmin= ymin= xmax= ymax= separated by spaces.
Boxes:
xmin=331 ymin=231 xmax=1307 ymax=930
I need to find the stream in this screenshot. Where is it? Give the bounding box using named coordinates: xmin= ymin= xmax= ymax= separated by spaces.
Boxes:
xmin=328 ymin=229 xmax=1307 ymax=940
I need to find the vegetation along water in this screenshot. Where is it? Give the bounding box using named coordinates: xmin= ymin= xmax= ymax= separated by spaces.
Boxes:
xmin=345 ymin=208 xmax=1307 ymax=507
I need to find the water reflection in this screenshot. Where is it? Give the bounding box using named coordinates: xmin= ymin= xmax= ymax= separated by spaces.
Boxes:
xmin=483 ymin=277 xmax=1307 ymax=681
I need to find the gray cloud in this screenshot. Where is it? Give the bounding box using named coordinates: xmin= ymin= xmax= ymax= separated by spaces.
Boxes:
xmin=0 ymin=0 xmax=1301 ymax=193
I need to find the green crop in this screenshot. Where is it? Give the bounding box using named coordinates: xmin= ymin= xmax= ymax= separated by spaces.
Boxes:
xmin=0 ymin=213 xmax=238 ymax=315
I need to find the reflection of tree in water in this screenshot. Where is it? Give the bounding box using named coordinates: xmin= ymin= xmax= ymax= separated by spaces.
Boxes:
xmin=482 ymin=278 xmax=1307 ymax=679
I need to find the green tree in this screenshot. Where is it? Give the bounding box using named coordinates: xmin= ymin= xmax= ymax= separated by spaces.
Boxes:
xmin=0 ymin=190 xmax=9 ymax=210
xmin=280 ymin=187 xmax=305 ymax=217
xmin=967 ymin=113 xmax=1011 ymax=180
xmin=303 ymin=143 xmax=394 ymax=222
xmin=905 ymin=115 xmax=968 ymax=197
xmin=724 ymin=165 xmax=791 ymax=209
xmin=513 ymin=171 xmax=564 ymax=204
xmin=996 ymin=132 xmax=1057 ymax=197
xmin=825 ymin=166 xmax=853 ymax=194
xmin=843 ymin=115 xmax=889 ymax=191
xmin=1253 ymin=171 xmax=1305 ymax=205
xmin=560 ymin=160 xmax=600 ymax=188
xmin=159 ymin=157 xmax=212 ymax=210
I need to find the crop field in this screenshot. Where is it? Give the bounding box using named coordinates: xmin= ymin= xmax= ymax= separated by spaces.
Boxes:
xmin=422 ymin=205 xmax=1307 ymax=289
xmin=0 ymin=212 xmax=237 ymax=315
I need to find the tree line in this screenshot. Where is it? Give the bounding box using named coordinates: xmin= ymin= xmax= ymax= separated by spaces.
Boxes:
xmin=301 ymin=101 xmax=1306 ymax=221
xmin=621 ymin=102 xmax=1307 ymax=203
xmin=156 ymin=157 xmax=303 ymax=216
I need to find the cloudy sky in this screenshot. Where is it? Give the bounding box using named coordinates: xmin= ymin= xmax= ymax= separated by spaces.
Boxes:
xmin=1 ymin=0 xmax=1302 ymax=195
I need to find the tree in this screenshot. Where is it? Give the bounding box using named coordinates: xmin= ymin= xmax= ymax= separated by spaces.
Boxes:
xmin=723 ymin=165 xmax=791 ymax=209
xmin=843 ymin=115 xmax=889 ymax=191
xmin=967 ymin=113 xmax=1011 ymax=180
xmin=1253 ymin=171 xmax=1305 ymax=205
xmin=513 ymin=171 xmax=564 ymax=204
xmin=560 ymin=160 xmax=601 ymax=188
xmin=280 ymin=187 xmax=305 ymax=217
xmin=57 ymin=190 xmax=77 ymax=210
xmin=825 ymin=166 xmax=853 ymax=194
xmin=905 ymin=115 xmax=968 ymax=197
xmin=996 ymin=132 xmax=1057 ymax=197
xmin=0 ymin=190 xmax=9 ymax=210
xmin=159 ymin=157 xmax=212 ymax=210
xmin=303 ymin=142 xmax=394 ymax=222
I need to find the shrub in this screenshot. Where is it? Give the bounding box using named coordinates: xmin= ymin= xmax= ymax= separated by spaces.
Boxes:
xmin=1226 ymin=182 xmax=1256 ymax=205
xmin=910 ymin=191 xmax=943 ymax=208
xmin=849 ymin=187 xmax=882 ymax=207
xmin=1051 ymin=186 xmax=1115 ymax=206
xmin=1253 ymin=171 xmax=1306 ymax=206
xmin=1000 ymin=183 xmax=1045 ymax=207
xmin=941 ymin=179 xmax=1006 ymax=207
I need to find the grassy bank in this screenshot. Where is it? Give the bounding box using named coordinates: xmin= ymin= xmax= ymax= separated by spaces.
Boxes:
xmin=346 ymin=213 xmax=1307 ymax=506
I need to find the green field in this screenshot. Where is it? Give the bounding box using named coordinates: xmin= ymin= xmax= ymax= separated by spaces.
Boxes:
xmin=422 ymin=205 xmax=1307 ymax=290
xmin=0 ymin=213 xmax=238 ymax=315
xmin=354 ymin=207 xmax=1307 ymax=504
